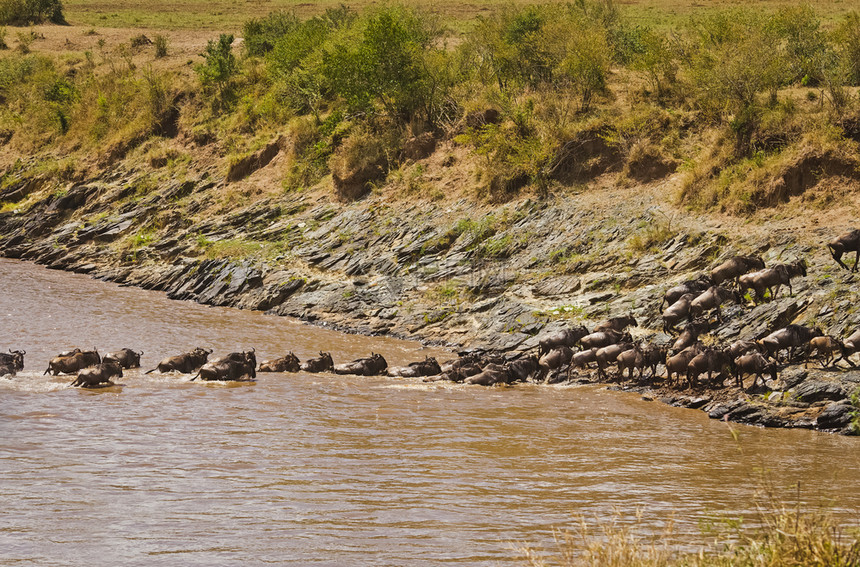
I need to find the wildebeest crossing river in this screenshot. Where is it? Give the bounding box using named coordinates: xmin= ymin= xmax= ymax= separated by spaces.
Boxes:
xmin=1 ymin=258 xmax=858 ymax=565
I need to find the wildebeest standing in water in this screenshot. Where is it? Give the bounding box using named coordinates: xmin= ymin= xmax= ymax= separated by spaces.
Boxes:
xmin=334 ymin=353 xmax=388 ymax=376
xmin=102 ymin=348 xmax=143 ymax=369
xmin=387 ymin=356 xmax=442 ymax=378
xmin=71 ymin=361 xmax=123 ymax=388
xmin=193 ymin=353 xmax=257 ymax=381
xmin=146 ymin=347 xmax=212 ymax=374
xmin=0 ymin=349 xmax=25 ymax=376
xmin=301 ymin=352 xmax=334 ymax=373
xmin=259 ymin=352 xmax=301 ymax=372
xmin=45 ymin=349 xmax=101 ymax=375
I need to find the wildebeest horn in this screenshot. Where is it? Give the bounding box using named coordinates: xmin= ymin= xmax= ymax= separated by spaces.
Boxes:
xmin=205 ymin=347 xmax=213 ymax=354
xmin=137 ymin=350 xmax=144 ymax=356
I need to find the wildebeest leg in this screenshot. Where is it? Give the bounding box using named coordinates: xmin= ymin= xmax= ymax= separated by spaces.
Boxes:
xmin=853 ymin=249 xmax=859 ymax=272
xmin=830 ymin=245 xmax=848 ymax=270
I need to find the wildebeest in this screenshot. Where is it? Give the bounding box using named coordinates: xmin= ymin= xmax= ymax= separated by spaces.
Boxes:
xmin=616 ymin=343 xmax=667 ymax=381
xmin=567 ymin=348 xmax=598 ymax=376
xmin=593 ymin=314 xmax=637 ymax=333
xmin=334 ymin=352 xmax=388 ymax=376
xmin=71 ymin=361 xmax=123 ymax=388
xmin=828 ymin=229 xmax=860 ymax=272
xmin=671 ymin=319 xmax=710 ymax=353
xmin=710 ymin=255 xmax=765 ymax=286
xmin=0 ymin=349 xmax=25 ymax=376
xmin=102 ymin=348 xmax=143 ymax=369
xmin=505 ymin=355 xmax=542 ymax=383
xmin=193 ymin=357 xmax=256 ymax=381
xmin=538 ymin=325 xmax=589 ymax=356
xmin=300 ymin=351 xmax=334 ymax=373
xmin=45 ymin=349 xmax=101 ymax=375
xmin=595 ymin=342 xmax=634 ymax=379
xmin=660 ymin=275 xmax=713 ymax=311
xmin=662 ymin=293 xmax=695 ymax=333
xmin=738 ymin=260 xmax=807 ymax=303
xmin=259 ymin=353 xmax=301 ymax=372
xmin=687 ymin=347 xmax=732 ymax=388
xmin=726 ymin=339 xmax=760 ymax=360
xmin=665 ymin=343 xmax=702 ymax=387
xmin=210 ymin=349 xmax=256 ymax=369
xmin=806 ymin=336 xmax=845 ymax=368
xmin=834 ymin=329 xmax=860 ymax=367
xmin=689 ymin=286 xmax=739 ymax=320
xmin=733 ymin=352 xmax=777 ymax=391
xmin=580 ymin=329 xmax=630 ymax=350
xmin=465 ymin=364 xmax=511 ymax=386
xmin=758 ymin=325 xmax=823 ymax=363
xmin=146 ymin=347 xmax=212 ymax=374
xmin=616 ymin=345 xmax=645 ymax=380
xmin=538 ymin=346 xmax=574 ymax=373
xmin=387 ymin=356 xmax=442 ymax=378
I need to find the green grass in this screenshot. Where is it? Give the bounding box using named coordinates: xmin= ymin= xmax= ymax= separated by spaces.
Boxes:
xmin=58 ymin=0 xmax=857 ymax=31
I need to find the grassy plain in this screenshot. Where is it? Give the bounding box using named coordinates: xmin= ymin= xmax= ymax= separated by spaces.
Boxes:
xmin=59 ymin=0 xmax=858 ymax=30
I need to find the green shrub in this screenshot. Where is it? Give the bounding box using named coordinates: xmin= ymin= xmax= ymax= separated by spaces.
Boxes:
xmin=832 ymin=11 xmax=860 ymax=86
xmin=196 ymin=34 xmax=237 ymax=108
xmin=0 ymin=0 xmax=65 ymax=25
xmin=243 ymin=10 xmax=299 ymax=57
xmin=320 ymin=6 xmax=443 ymax=120
xmin=153 ymin=34 xmax=167 ymax=58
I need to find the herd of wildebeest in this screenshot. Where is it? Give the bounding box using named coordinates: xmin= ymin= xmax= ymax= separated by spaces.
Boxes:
xmin=1 ymin=229 xmax=859 ymax=390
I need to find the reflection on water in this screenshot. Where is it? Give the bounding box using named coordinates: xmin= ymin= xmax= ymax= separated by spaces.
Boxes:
xmin=0 ymin=258 xmax=858 ymax=565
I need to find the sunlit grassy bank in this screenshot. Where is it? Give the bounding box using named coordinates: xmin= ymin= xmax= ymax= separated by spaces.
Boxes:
xmin=518 ymin=492 xmax=860 ymax=566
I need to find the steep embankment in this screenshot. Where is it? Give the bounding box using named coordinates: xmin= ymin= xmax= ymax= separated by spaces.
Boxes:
xmin=1 ymin=144 xmax=858 ymax=433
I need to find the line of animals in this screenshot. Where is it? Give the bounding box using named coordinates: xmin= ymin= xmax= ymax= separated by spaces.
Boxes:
xmin=1 ymin=230 xmax=858 ymax=389
xmin=514 ymin=228 xmax=860 ymax=390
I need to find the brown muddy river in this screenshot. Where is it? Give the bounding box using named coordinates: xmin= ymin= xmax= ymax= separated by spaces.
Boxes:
xmin=0 ymin=258 xmax=858 ymax=565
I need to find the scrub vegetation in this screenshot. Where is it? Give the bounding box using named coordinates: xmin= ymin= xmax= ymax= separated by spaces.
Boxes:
xmin=2 ymin=1 xmax=860 ymax=214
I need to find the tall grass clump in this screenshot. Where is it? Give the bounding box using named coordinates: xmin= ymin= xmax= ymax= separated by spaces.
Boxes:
xmin=517 ymin=488 xmax=860 ymax=566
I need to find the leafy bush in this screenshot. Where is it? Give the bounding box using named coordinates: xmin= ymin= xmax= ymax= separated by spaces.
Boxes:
xmin=320 ymin=6 xmax=443 ymax=120
xmin=266 ymin=7 xmax=355 ymax=119
xmin=0 ymin=0 xmax=65 ymax=25
xmin=466 ymin=3 xmax=612 ymax=110
xmin=243 ymin=11 xmax=299 ymax=57
xmin=196 ymin=34 xmax=237 ymax=107
xmin=832 ymin=11 xmax=860 ymax=86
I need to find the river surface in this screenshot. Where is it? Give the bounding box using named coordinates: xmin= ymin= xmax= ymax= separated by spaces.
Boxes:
xmin=0 ymin=258 xmax=858 ymax=566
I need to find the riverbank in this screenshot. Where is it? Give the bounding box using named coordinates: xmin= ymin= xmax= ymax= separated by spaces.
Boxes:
xmin=1 ymin=156 xmax=858 ymax=434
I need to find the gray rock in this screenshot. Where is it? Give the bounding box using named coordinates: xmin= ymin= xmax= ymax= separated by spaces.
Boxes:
xmin=792 ymin=380 xmax=848 ymax=404
xmin=815 ymin=401 xmax=856 ymax=432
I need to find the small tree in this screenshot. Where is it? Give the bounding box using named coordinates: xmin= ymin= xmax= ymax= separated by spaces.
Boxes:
xmin=0 ymin=0 xmax=65 ymax=25
xmin=196 ymin=34 xmax=236 ymax=108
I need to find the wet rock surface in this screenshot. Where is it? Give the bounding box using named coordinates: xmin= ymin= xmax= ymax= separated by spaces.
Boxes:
xmin=1 ymin=168 xmax=858 ymax=434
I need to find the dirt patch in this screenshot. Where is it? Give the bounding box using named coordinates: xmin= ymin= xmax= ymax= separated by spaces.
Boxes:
xmin=759 ymin=149 xmax=859 ymax=207
xmin=227 ymin=138 xmax=283 ymax=183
